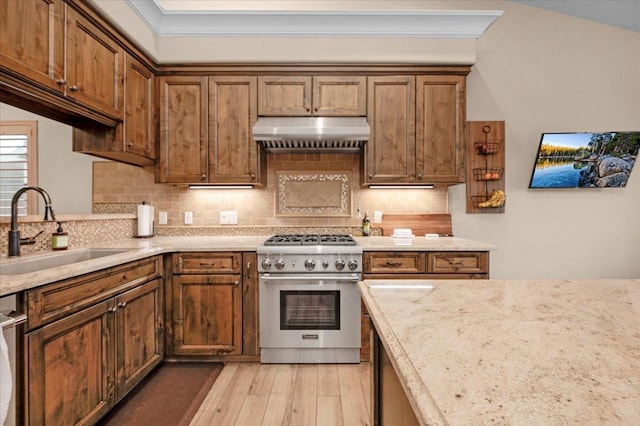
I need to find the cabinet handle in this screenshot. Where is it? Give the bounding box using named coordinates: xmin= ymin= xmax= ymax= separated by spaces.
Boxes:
xmin=247 ymin=262 xmax=252 ymax=279
xmin=118 ymin=302 xmax=127 ymax=308
xmin=108 ymin=307 xmax=117 ymax=313
xmin=55 ymin=78 xmax=66 ymax=86
xmin=447 ymin=260 xmax=464 ymax=266
xmin=199 ymin=262 xmax=216 ymax=267
xmin=68 ymin=85 xmax=79 ymax=92
xmin=385 ymin=260 xmax=402 ymax=267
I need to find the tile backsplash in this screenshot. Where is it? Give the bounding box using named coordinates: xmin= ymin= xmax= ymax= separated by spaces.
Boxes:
xmin=92 ymin=153 xmax=449 ymax=228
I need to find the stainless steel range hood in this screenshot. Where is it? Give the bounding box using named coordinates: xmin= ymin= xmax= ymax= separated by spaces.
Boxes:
xmin=253 ymin=117 xmax=369 ymax=152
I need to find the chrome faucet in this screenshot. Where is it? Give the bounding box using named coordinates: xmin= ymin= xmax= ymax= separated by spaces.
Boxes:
xmin=8 ymin=186 xmax=56 ymax=257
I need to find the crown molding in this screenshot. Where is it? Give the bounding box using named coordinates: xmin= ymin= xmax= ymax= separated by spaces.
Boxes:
xmin=124 ymin=1 xmax=502 ymax=38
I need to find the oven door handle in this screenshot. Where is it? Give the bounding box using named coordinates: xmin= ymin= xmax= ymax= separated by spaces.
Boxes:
xmin=260 ymin=275 xmax=360 ymax=282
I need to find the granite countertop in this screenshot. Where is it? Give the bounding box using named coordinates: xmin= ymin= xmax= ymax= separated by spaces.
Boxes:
xmin=0 ymin=236 xmax=494 ymax=297
xmin=359 ymin=279 xmax=640 ymax=425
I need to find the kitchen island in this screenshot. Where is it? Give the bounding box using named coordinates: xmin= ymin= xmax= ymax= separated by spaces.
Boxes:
xmin=359 ymin=279 xmax=640 ymax=425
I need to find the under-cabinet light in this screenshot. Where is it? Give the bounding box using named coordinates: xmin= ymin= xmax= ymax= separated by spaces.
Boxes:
xmin=369 ymin=185 xmax=434 ymax=189
xmin=188 ymin=185 xmax=253 ymax=189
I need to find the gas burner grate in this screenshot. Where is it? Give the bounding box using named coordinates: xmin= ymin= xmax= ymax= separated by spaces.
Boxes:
xmin=264 ymin=234 xmax=356 ymax=246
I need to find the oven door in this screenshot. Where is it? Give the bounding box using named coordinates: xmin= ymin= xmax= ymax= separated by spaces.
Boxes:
xmin=259 ymin=274 xmax=361 ymax=349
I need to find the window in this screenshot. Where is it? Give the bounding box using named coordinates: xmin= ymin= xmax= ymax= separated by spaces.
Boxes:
xmin=0 ymin=121 xmax=38 ymax=216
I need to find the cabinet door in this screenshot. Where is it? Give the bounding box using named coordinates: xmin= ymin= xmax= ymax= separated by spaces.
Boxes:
xmin=26 ymin=301 xmax=115 ymax=426
xmin=416 ymin=75 xmax=466 ymax=183
xmin=157 ymin=76 xmax=208 ymax=183
xmin=172 ymin=274 xmax=243 ymax=356
xmin=313 ymin=76 xmax=366 ymax=116
xmin=123 ymin=54 xmax=155 ymax=160
xmin=66 ymin=7 xmax=124 ymax=118
xmin=363 ymin=76 xmax=416 ymax=184
xmin=258 ymin=76 xmax=311 ymax=116
xmin=209 ymin=76 xmax=265 ymax=185
xmin=0 ymin=0 xmax=65 ymax=93
xmin=115 ymin=278 xmax=164 ymax=399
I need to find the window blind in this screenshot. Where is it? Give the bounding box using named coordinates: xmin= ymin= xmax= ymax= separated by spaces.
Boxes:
xmin=0 ymin=122 xmax=37 ymax=216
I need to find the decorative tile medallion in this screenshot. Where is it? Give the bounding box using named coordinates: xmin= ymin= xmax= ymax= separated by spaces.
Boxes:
xmin=276 ymin=171 xmax=351 ymax=217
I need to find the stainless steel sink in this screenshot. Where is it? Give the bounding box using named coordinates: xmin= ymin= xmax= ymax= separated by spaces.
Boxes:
xmin=0 ymin=248 xmax=133 ymax=276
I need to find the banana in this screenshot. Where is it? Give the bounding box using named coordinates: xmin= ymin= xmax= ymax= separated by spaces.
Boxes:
xmin=478 ymin=190 xmax=506 ymax=208
xmin=490 ymin=190 xmax=506 ymax=207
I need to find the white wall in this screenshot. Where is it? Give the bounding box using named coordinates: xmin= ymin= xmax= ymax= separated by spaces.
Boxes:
xmin=0 ymin=103 xmax=95 ymax=214
xmin=450 ymin=1 xmax=640 ymax=279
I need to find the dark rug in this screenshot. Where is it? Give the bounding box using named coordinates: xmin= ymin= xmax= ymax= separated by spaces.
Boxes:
xmin=97 ymin=362 xmax=224 ymax=426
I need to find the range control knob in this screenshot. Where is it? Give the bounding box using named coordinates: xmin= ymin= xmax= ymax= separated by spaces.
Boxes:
xmin=322 ymin=260 xmax=330 ymax=269
xmin=348 ymin=259 xmax=359 ymax=271
xmin=274 ymin=258 xmax=286 ymax=270
xmin=335 ymin=259 xmax=346 ymax=270
xmin=261 ymin=258 xmax=272 ymax=270
xmin=304 ymin=259 xmax=316 ymax=270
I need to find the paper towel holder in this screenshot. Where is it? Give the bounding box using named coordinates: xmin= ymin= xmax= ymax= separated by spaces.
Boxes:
xmin=136 ymin=201 xmax=154 ymax=238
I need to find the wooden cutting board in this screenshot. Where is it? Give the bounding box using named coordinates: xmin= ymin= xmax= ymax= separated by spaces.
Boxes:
xmin=378 ymin=214 xmax=453 ymax=236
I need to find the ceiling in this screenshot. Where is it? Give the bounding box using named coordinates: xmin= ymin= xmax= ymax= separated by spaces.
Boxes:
xmin=125 ymin=1 xmax=640 ymax=35
xmin=514 ymin=0 xmax=640 ymax=33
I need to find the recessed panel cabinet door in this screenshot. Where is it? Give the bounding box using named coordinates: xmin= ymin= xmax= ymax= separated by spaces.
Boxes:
xmin=157 ymin=76 xmax=208 ymax=183
xmin=172 ymin=274 xmax=243 ymax=355
xmin=363 ymin=76 xmax=416 ymax=184
xmin=0 ymin=0 xmax=65 ymax=92
xmin=209 ymin=76 xmax=265 ymax=185
xmin=123 ymin=54 xmax=155 ymax=160
xmin=26 ymin=301 xmax=115 ymax=426
xmin=66 ymin=7 xmax=124 ymax=119
xmin=115 ymin=278 xmax=164 ymax=400
xmin=416 ymin=75 xmax=466 ymax=183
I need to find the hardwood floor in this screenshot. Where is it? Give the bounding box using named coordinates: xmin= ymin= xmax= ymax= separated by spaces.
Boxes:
xmin=190 ymin=363 xmax=371 ymax=426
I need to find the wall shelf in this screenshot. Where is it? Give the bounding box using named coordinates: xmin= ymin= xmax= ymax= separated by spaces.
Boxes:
xmin=466 ymin=121 xmax=505 ymax=214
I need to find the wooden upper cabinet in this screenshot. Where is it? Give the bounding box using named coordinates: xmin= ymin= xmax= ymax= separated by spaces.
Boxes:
xmin=313 ymin=76 xmax=366 ymax=116
xmin=258 ymin=75 xmax=366 ymax=116
xmin=123 ymin=54 xmax=155 ymax=160
xmin=0 ymin=0 xmax=65 ymax=93
xmin=363 ymin=76 xmax=416 ymax=184
xmin=66 ymin=7 xmax=124 ymax=119
xmin=157 ymin=76 xmax=208 ymax=183
xmin=416 ymin=75 xmax=466 ymax=183
xmin=209 ymin=76 xmax=266 ymax=185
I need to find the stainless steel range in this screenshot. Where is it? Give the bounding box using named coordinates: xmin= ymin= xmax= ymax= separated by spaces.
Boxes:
xmin=258 ymin=234 xmax=362 ymax=364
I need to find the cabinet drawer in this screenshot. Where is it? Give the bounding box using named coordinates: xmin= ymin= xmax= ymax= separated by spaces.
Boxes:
xmin=428 ymin=252 xmax=488 ymax=274
xmin=25 ymin=256 xmax=162 ymax=330
xmin=173 ymin=252 xmax=241 ymax=274
xmin=364 ymin=252 xmax=426 ymax=274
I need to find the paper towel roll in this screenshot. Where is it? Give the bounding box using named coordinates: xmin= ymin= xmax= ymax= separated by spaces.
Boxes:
xmin=137 ymin=203 xmax=154 ymax=237
xmin=0 ymin=328 xmax=11 ymax=426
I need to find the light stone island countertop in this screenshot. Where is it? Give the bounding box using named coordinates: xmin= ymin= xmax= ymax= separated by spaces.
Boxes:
xmin=0 ymin=236 xmax=494 ymax=297
xmin=359 ymin=279 xmax=640 ymax=426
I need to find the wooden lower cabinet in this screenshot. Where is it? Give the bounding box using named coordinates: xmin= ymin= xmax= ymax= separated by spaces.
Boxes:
xmin=171 ymin=274 xmax=243 ymax=356
xmin=167 ymin=252 xmax=259 ymax=360
xmin=23 ymin=258 xmax=164 ymax=426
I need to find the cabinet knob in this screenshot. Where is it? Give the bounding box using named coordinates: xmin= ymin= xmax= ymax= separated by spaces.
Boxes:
xmin=55 ymin=79 xmax=66 ymax=86
xmin=108 ymin=307 xmax=117 ymax=313
xmin=233 ymin=281 xmax=240 ymax=287
xmin=201 ymin=174 xmax=206 ymax=180
xmin=127 ymin=142 xmax=133 ymax=148
xmin=249 ymin=173 xmax=255 ymax=180
xmin=118 ymin=302 xmax=127 ymax=308
xmin=368 ymin=174 xmax=373 ymax=179
xmin=68 ymin=85 xmax=79 ymax=92
xmin=417 ymin=174 xmax=423 ymax=180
